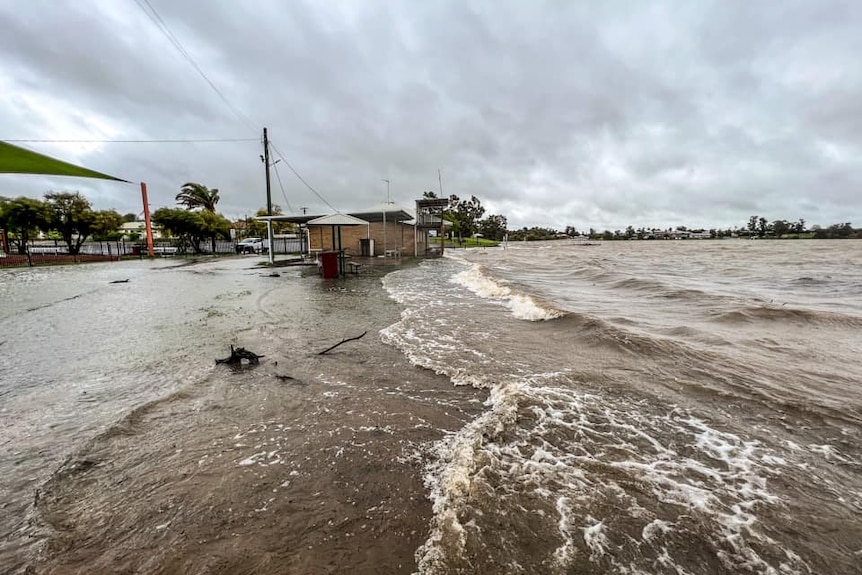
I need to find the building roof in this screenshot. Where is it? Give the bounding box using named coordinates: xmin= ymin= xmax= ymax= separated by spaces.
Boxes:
xmin=255 ymin=214 xmax=319 ymax=224
xmin=120 ymin=221 xmax=146 ymax=230
xmin=306 ymin=213 xmax=369 ymax=226
xmin=256 ymin=203 xmax=413 ymax=225
xmin=350 ymin=203 xmax=413 ymax=223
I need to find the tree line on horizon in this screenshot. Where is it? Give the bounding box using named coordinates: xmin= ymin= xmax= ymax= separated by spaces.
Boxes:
xmin=3 ymin=187 xmax=858 ymax=255
xmin=509 ymin=216 xmax=858 ymax=242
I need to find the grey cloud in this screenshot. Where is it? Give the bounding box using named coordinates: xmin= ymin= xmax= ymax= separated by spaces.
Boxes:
xmin=1 ymin=0 xmax=861 ymax=230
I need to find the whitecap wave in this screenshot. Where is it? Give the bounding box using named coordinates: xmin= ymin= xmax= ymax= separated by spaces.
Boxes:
xmin=451 ymin=263 xmax=566 ymax=321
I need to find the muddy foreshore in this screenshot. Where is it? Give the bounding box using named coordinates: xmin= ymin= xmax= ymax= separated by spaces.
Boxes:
xmin=13 ymin=260 xmax=483 ymax=574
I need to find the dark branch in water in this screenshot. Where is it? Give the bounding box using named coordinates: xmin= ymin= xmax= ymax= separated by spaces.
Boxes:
xmin=317 ymin=331 xmax=368 ymax=355
xmin=110 ymin=279 xmax=129 ymax=284
xmin=216 ymin=345 xmax=264 ymax=365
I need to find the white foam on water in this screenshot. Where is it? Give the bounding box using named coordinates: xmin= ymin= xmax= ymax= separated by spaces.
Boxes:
xmin=582 ymin=518 xmax=609 ymax=560
xmin=415 ymin=380 xmax=524 ymax=574
xmin=553 ymin=496 xmax=576 ymax=568
xmin=238 ymin=451 xmax=267 ymax=466
xmin=416 ymin=374 xmax=811 ymax=575
xmin=642 ymin=519 xmax=674 ymax=541
xmin=452 ymin=263 xmax=566 ymax=321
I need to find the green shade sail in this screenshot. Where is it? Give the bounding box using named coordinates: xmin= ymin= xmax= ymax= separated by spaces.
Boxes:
xmin=0 ymin=141 xmax=128 ymax=182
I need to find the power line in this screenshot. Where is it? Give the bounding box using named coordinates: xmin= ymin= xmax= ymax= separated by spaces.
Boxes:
xmin=269 ymin=140 xmax=338 ymax=212
xmin=130 ymin=0 xmax=257 ymax=131
xmin=271 ymin=161 xmax=295 ymax=215
xmin=3 ymin=138 xmax=258 ymax=143
xmin=129 ymin=0 xmax=337 ymax=214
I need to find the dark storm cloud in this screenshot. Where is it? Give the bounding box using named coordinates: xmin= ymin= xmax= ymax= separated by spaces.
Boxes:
xmin=1 ymin=0 xmax=861 ymax=230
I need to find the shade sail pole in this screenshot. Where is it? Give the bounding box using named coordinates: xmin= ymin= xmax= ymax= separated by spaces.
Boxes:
xmin=141 ymin=182 xmax=155 ymax=257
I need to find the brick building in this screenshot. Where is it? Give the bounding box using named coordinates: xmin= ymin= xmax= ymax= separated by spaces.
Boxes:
xmin=262 ymin=203 xmax=429 ymax=257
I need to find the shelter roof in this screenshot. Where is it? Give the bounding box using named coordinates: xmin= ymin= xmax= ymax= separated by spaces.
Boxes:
xmin=306 ymin=213 xmax=369 ymax=226
xmin=350 ymin=203 xmax=413 ymax=223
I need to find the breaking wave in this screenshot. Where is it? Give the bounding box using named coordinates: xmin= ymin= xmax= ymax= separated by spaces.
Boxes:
xmin=451 ymin=263 xmax=567 ymax=321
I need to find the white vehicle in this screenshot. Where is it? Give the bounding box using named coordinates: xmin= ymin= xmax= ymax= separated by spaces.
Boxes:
xmin=235 ymin=237 xmax=268 ymax=254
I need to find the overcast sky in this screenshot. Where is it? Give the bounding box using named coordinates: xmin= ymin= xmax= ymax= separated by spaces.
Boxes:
xmin=2 ymin=0 xmax=860 ymax=231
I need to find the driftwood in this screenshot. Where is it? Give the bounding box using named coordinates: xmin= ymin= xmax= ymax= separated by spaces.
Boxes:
xmin=317 ymin=331 xmax=367 ymax=355
xmin=216 ymin=345 xmax=265 ymax=365
xmin=110 ymin=279 xmax=129 ymax=284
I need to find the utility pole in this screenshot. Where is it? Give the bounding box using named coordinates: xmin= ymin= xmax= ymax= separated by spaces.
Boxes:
xmin=263 ymin=127 xmax=274 ymax=264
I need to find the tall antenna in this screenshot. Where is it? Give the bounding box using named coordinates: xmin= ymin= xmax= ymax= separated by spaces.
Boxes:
xmin=438 ymin=168 xmax=444 ymax=197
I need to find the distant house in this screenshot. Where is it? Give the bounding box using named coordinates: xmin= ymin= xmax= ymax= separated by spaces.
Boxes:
xmin=645 ymin=229 xmax=712 ymax=240
xmin=119 ymin=221 xmax=162 ymax=240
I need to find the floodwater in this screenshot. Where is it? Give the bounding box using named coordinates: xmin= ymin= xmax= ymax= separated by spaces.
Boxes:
xmin=0 ymin=257 xmax=480 ymax=574
xmin=381 ymin=239 xmax=862 ymax=574
xmin=1 ymin=240 xmax=861 ymax=574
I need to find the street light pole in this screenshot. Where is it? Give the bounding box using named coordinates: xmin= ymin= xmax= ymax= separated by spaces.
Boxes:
xmin=381 ymin=179 xmax=390 ymax=257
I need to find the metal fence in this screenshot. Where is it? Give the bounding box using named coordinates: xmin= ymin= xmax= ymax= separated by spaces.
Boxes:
xmin=0 ymin=237 xmax=305 ymax=268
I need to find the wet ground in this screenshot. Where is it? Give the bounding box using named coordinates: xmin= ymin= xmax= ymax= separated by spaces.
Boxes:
xmin=1 ymin=256 xmax=483 ymax=574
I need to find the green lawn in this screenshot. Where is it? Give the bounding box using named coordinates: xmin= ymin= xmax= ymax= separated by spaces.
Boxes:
xmin=429 ymin=236 xmax=500 ymax=248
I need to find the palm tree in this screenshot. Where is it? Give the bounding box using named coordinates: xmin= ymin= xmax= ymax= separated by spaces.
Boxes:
xmin=176 ymin=182 xmax=220 ymax=212
xmin=176 ymin=182 xmax=221 ymax=253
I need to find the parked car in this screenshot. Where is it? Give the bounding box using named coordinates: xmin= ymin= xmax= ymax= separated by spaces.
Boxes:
xmin=235 ymin=237 xmax=268 ymax=254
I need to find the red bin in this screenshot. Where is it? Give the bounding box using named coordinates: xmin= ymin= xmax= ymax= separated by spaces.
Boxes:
xmin=318 ymin=250 xmax=340 ymax=278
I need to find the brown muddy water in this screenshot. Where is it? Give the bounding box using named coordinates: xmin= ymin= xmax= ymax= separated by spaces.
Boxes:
xmin=2 ymin=240 xmax=862 ymax=575
xmin=0 ymin=257 xmax=482 ymax=574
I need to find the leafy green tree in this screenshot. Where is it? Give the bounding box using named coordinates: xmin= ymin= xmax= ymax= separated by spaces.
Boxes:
xmin=507 ymin=226 xmax=559 ymax=242
xmin=0 ymin=196 xmax=51 ymax=253
xmin=477 ymin=214 xmax=508 ymax=241
xmin=92 ymin=210 xmax=125 ymax=241
xmin=445 ymin=194 xmax=486 ymax=244
xmin=152 ymin=208 xmax=204 ymax=253
xmin=422 ymin=191 xmax=437 ymax=198
xmin=247 ymin=205 xmax=291 ymax=237
xmin=625 ymin=225 xmax=636 ymax=239
xmin=122 ymin=212 xmax=138 ymax=223
xmin=757 ymin=217 xmax=768 ymax=237
xmin=152 ymin=208 xmax=231 ymax=254
xmin=747 ymin=215 xmax=758 ymax=236
xmin=813 ymin=222 xmax=854 ymax=239
xmin=176 ymin=182 xmax=220 ymax=212
xmin=199 ymin=210 xmax=232 ymax=250
xmin=44 ymin=191 xmax=97 ymax=254
xmin=772 ymin=220 xmax=790 ymax=237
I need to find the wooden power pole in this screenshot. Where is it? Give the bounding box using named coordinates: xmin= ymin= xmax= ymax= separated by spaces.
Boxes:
xmin=263 ymin=127 xmax=274 ymax=264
